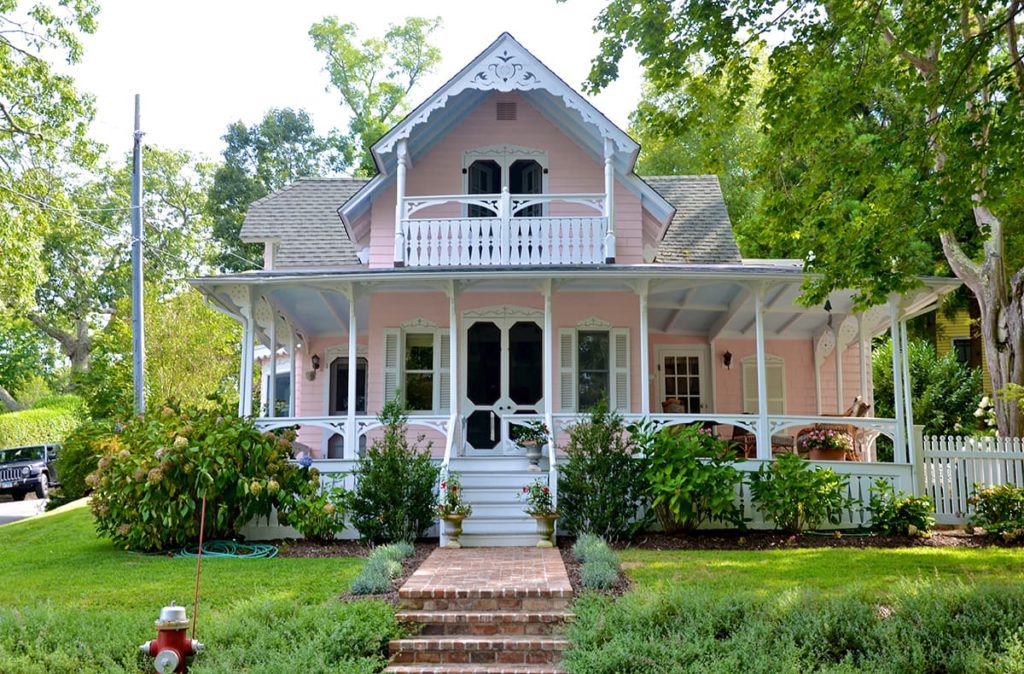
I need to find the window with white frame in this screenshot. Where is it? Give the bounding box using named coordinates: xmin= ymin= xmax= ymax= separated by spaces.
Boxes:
xmin=741 ymin=354 xmax=785 ymax=414
xmin=383 ymin=328 xmax=450 ymax=413
xmin=559 ymin=326 xmax=629 ymax=412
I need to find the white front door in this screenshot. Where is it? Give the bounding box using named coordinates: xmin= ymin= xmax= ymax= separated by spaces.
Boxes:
xmin=656 ymin=347 xmax=709 ymax=413
xmin=462 ymin=318 xmax=544 ymax=454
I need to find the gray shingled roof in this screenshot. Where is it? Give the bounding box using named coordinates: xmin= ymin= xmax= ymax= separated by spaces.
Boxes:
xmin=240 ymin=178 xmax=369 ymax=269
xmin=643 ymin=175 xmax=741 ymax=264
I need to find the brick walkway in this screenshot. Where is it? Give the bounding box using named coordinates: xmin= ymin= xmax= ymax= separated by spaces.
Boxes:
xmin=386 ymin=547 xmax=574 ymax=673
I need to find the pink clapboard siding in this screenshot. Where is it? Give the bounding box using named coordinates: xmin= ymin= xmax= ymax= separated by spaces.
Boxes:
xmin=367 ymin=91 xmax=645 ymax=267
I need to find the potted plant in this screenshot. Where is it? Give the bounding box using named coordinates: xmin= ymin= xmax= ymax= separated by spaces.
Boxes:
xmin=519 ymin=479 xmax=557 ymax=547
xmin=436 ymin=472 xmax=472 ymax=548
xmin=799 ymin=428 xmax=851 ymax=461
xmin=514 ymin=420 xmax=550 ymax=471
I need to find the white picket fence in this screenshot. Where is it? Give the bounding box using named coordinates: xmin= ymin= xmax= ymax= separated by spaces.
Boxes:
xmin=922 ymin=435 xmax=1024 ymax=524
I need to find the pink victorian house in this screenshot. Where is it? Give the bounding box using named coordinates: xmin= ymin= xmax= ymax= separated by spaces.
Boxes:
xmin=192 ymin=34 xmax=955 ymax=544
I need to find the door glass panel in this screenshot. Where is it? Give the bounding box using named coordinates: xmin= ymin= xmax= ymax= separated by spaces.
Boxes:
xmin=508 ymin=322 xmax=542 ymax=405
xmin=466 ymin=410 xmax=500 ymax=449
xmin=467 ymin=322 xmax=501 ymax=405
xmin=330 ymin=357 xmax=368 ymax=414
xmin=509 ymin=159 xmax=542 ymax=217
xmin=467 ymin=160 xmax=500 ymax=217
xmin=663 ymin=354 xmax=701 ymax=413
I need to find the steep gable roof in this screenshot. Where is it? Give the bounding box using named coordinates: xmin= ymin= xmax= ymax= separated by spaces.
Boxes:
xmin=644 ymin=176 xmax=741 ymax=264
xmin=240 ymin=178 xmax=368 ymax=269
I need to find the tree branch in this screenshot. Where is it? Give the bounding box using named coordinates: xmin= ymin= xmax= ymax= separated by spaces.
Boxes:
xmin=26 ymin=313 xmax=76 ymax=354
xmin=879 ymin=23 xmax=937 ymax=77
xmin=940 ymin=230 xmax=983 ymax=295
xmin=0 ymin=384 xmax=25 ymax=412
xmin=1009 ymin=0 xmax=1024 ymax=93
xmin=0 ymin=101 xmax=42 ymax=139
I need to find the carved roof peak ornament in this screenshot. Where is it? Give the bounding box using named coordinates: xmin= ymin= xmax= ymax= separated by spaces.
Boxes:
xmin=472 ymin=49 xmax=540 ymax=88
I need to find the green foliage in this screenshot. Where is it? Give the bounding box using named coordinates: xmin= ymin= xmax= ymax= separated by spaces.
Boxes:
xmin=349 ymin=541 xmax=413 ymax=595
xmin=748 ymin=453 xmax=853 ymax=532
xmin=436 ymin=471 xmax=472 ymax=517
xmin=278 ymin=482 xmax=350 ymax=543
xmin=873 ymin=337 xmax=982 ymax=438
xmin=309 ymin=17 xmax=442 ymax=176
xmin=571 ymin=533 xmax=606 ymax=562
xmin=89 ymin=400 xmax=306 ymax=551
xmin=0 ymin=395 xmax=86 ymax=448
xmin=634 ymin=421 xmax=745 ymax=531
xmin=207 ymin=108 xmax=351 ymax=271
xmin=564 ymin=580 xmax=1024 ymax=673
xmin=518 ymin=478 xmax=554 ymax=516
xmin=969 ymin=483 xmax=1024 ymax=541
xmin=0 ymin=318 xmax=60 ymax=408
xmin=349 ymin=400 xmax=439 ymax=543
xmin=557 ymin=402 xmax=650 ymax=542
xmin=572 ymin=534 xmax=621 ymax=591
xmin=868 ymin=480 xmax=934 ymax=537
xmin=52 ymin=418 xmax=112 ymax=500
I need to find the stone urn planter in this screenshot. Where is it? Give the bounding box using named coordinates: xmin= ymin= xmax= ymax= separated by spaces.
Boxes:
xmin=809 ymin=448 xmax=846 ymax=461
xmin=522 ymin=440 xmax=543 ymax=471
xmin=531 ymin=512 xmax=559 ymax=548
xmin=443 ymin=514 xmax=466 ymax=548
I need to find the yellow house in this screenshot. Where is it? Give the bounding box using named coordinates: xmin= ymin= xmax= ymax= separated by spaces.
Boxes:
xmin=935 ymin=308 xmax=990 ymax=392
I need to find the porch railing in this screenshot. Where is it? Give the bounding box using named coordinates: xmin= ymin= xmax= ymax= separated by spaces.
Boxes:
xmin=399 ymin=191 xmax=608 ymax=266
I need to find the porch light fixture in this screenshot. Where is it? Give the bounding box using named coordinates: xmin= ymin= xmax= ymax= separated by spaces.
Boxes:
xmin=311 ymin=354 xmax=321 ymax=371
xmin=722 ymin=351 xmax=733 ymax=370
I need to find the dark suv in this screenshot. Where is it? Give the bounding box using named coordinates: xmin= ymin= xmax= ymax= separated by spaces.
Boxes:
xmin=0 ymin=445 xmax=60 ymax=500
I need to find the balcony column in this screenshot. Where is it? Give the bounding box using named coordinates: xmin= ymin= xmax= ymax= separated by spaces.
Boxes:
xmin=603 ymin=137 xmax=616 ymax=263
xmin=542 ymin=279 xmax=556 ymax=506
xmin=393 ymin=139 xmax=409 ymax=267
xmin=267 ymin=299 xmax=277 ymax=418
xmin=888 ymin=298 xmax=907 ymax=461
xmin=754 ymin=285 xmax=771 ymax=460
xmin=447 ymin=280 xmax=460 ymax=455
xmin=346 ymin=283 xmax=358 ymax=459
xmin=637 ymin=280 xmax=650 ymax=415
xmin=287 ymin=327 xmax=297 ymax=417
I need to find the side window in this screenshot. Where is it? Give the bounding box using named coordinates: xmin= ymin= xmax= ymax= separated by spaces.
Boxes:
xmin=952 ymin=338 xmax=972 ymax=365
xmin=329 ymin=357 xmax=367 ymax=415
xmin=577 ymin=331 xmax=610 ymax=411
xmin=559 ymin=327 xmax=630 ymax=412
xmin=403 ymin=333 xmax=435 ymax=411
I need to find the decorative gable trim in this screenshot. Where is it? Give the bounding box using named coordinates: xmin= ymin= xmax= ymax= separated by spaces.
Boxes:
xmin=463 ymin=304 xmax=544 ymax=320
xmin=576 ymin=316 xmax=613 ymax=330
xmin=401 ymin=317 xmax=439 ymax=329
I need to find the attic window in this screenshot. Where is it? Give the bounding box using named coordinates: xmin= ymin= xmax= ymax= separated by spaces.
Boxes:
xmin=496 ymin=101 xmax=517 ymax=121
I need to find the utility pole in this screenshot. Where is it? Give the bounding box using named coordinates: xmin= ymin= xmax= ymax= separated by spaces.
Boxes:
xmin=131 ymin=94 xmax=145 ymax=414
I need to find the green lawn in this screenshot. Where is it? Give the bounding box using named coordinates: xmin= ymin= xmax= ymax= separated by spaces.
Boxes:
xmin=0 ymin=503 xmax=398 ymax=674
xmin=619 ymin=545 xmax=1024 ymax=599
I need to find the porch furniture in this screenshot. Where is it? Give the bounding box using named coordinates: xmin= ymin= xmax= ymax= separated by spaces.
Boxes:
xmin=730 ymin=427 xmax=797 ymax=458
xmin=662 ymin=399 xmax=685 ymax=414
xmin=797 ymin=397 xmax=871 ymax=461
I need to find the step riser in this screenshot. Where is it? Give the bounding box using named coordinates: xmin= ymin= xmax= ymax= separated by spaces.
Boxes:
xmin=413 ymin=622 xmax=565 ymax=636
xmin=389 ymin=649 xmax=566 ymax=666
xmin=399 ymin=597 xmax=572 ymax=612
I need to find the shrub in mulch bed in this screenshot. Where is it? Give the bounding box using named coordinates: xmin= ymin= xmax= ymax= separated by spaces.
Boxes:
xmin=560 ymin=536 xmax=631 ymax=597
xmin=608 ymin=528 xmax=1016 ymax=551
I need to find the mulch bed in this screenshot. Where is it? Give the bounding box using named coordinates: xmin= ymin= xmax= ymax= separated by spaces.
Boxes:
xmin=558 ymin=544 xmax=633 ymax=597
xmin=613 ymin=528 xmax=1017 ymax=551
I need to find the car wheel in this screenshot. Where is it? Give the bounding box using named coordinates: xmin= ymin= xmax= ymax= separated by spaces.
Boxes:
xmin=11 ymin=490 xmax=26 ymax=501
xmin=34 ymin=473 xmax=48 ymax=500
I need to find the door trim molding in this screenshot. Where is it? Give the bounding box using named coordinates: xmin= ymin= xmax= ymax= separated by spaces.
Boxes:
xmin=463 ymin=304 xmax=544 ymax=320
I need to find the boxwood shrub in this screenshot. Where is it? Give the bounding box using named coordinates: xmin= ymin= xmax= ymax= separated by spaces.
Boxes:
xmin=0 ymin=395 xmax=87 ymax=448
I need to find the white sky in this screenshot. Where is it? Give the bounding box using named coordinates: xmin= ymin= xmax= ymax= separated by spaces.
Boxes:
xmin=71 ymin=0 xmax=642 ymax=164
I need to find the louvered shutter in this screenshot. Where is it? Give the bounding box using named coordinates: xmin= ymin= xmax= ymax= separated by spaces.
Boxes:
xmin=610 ymin=328 xmax=630 ymax=412
xmin=437 ymin=330 xmax=451 ymax=413
xmin=742 ymin=355 xmax=785 ymax=414
xmin=559 ymin=329 xmax=576 ymax=411
xmin=383 ymin=328 xmax=401 ymax=405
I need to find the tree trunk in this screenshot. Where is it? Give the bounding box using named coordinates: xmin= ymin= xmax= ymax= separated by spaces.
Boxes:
xmin=27 ymin=314 xmax=92 ymax=374
xmin=0 ymin=384 xmax=25 ymax=412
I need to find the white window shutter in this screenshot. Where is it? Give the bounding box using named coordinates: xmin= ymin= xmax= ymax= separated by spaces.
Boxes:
xmin=741 ymin=358 xmax=758 ymax=414
xmin=383 ymin=328 xmax=401 ymax=405
xmin=610 ymin=328 xmax=630 ymax=412
xmin=437 ymin=330 xmax=451 ymax=413
xmin=741 ymin=355 xmax=785 ymax=414
xmin=559 ymin=329 xmax=576 ymax=411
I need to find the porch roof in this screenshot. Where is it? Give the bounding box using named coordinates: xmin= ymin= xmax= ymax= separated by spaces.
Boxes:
xmin=190 ymin=264 xmax=959 ymax=346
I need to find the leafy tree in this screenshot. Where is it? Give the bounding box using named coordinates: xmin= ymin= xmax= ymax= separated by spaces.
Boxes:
xmin=0 ymin=1 xmax=100 ymax=311
xmin=0 ymin=318 xmax=60 ymax=411
xmin=873 ymin=337 xmax=982 ymax=438
xmin=584 ymin=1 xmax=1024 ymax=435
xmin=207 ymin=108 xmax=350 ymax=271
xmin=77 ymin=287 xmax=240 ymax=420
xmin=309 ymin=16 xmax=442 ymax=176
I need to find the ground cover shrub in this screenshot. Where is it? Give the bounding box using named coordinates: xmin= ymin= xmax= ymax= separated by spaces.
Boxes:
xmin=634 ymin=421 xmax=745 ymax=531
xmin=0 ymin=394 xmax=87 ymax=448
xmin=558 ymin=402 xmax=649 ymax=542
xmin=350 ymin=400 xmax=439 ymax=543
xmin=350 ymin=541 xmax=414 ymax=595
xmin=571 ymin=534 xmax=621 ymax=591
xmin=748 ymin=453 xmax=853 ymax=532
xmin=969 ymin=483 xmax=1024 ymax=540
xmin=89 ymin=400 xmax=306 ymax=551
xmin=277 ymin=480 xmax=350 ymax=543
xmin=563 ymin=580 xmax=1024 ymax=673
xmin=868 ymin=480 xmax=934 ymax=536
xmin=571 ymin=533 xmax=606 ymax=562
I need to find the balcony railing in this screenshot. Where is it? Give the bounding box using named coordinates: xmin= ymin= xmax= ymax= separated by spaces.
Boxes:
xmin=399 ymin=190 xmax=608 ymax=267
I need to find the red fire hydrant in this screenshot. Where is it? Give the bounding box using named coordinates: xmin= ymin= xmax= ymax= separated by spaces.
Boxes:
xmin=139 ymin=602 xmax=204 ymax=673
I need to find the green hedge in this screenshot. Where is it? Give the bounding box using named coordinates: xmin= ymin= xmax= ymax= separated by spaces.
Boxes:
xmin=0 ymin=396 xmax=87 ymax=448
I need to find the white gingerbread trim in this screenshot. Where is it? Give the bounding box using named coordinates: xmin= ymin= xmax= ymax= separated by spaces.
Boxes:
xmin=463 ymin=304 xmax=545 ymax=320
xmin=576 ymin=316 xmax=613 ymax=330
xmin=401 ymin=317 xmax=440 ymax=329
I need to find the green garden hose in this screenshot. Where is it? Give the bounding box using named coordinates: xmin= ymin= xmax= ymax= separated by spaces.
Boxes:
xmin=176 ymin=540 xmax=278 ymax=559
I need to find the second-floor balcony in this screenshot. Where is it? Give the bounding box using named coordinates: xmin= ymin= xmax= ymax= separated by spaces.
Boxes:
xmin=398 ymin=190 xmax=610 ymax=267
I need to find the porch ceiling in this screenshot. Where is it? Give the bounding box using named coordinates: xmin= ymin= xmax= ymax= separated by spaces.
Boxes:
xmin=193 ymin=265 xmax=959 ymax=343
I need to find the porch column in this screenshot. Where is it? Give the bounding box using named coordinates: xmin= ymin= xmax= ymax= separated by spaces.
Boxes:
xmin=603 ymin=138 xmax=616 ymax=263
xmin=346 ymin=284 xmax=358 ymax=459
xmin=448 ymin=281 xmax=459 ymax=454
xmin=393 ymin=139 xmax=409 ymax=267
xmin=899 ymin=320 xmax=917 ymax=465
xmin=287 ymin=328 xmax=297 ymax=417
xmin=239 ymin=293 xmax=255 ymax=418
xmin=754 ymin=286 xmax=771 ymax=460
xmin=857 ymin=313 xmax=869 ymax=403
xmin=267 ymin=299 xmax=277 ymax=419
xmin=834 ymin=330 xmax=844 ymax=414
xmin=888 ymin=299 xmax=907 ymax=461
xmin=638 ymin=280 xmax=650 ymax=416
xmin=542 ymin=280 xmax=555 ymax=452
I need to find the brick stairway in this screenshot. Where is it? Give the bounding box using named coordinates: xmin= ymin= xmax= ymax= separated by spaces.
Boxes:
xmin=385 ymin=547 xmax=574 ymax=674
